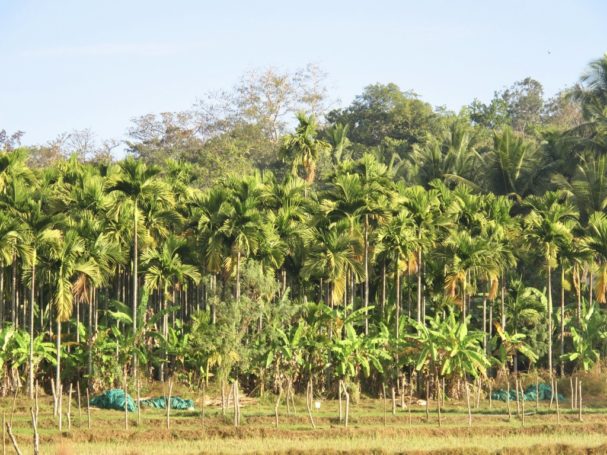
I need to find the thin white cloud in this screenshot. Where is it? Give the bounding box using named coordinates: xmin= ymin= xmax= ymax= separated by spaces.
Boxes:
xmin=20 ymin=42 xmax=208 ymax=58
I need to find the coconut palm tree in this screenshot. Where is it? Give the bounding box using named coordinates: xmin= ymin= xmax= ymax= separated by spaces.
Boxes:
xmin=407 ymin=120 xmax=479 ymax=188
xmin=572 ymin=53 xmax=607 ymax=121
xmin=482 ymin=127 xmax=540 ymax=197
xmin=556 ymin=154 xmax=607 ymax=221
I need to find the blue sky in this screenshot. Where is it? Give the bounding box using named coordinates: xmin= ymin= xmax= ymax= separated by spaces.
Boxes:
xmin=0 ymin=0 xmax=605 ymax=147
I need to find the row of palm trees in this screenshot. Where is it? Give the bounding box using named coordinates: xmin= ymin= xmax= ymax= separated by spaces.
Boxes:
xmin=0 ymin=54 xmax=605 ymax=401
xmin=0 ymin=148 xmax=605 ymax=393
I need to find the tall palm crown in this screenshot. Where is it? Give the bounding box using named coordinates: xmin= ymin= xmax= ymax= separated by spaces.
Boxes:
xmin=280 ymin=113 xmax=330 ymax=183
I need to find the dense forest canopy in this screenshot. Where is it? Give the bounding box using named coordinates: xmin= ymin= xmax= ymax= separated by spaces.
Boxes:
xmin=1 ymin=54 xmax=607 ymax=403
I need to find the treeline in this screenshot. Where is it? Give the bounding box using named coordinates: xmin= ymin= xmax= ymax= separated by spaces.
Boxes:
xmin=0 ymin=55 xmax=606 ymax=403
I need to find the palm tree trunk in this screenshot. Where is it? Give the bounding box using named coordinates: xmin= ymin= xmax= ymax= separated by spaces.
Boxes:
xmin=87 ymin=285 xmax=93 ymax=389
xmin=381 ymin=261 xmax=386 ymax=313
xmin=28 ymin=260 xmax=36 ymax=399
xmin=589 ymin=271 xmax=593 ymax=306
xmin=560 ymin=267 xmax=565 ymax=377
xmin=500 ymin=276 xmax=506 ymax=329
xmin=462 ymin=272 xmax=468 ymax=319
xmin=236 ymin=251 xmax=241 ymax=301
xmin=364 ymin=214 xmax=369 ymax=335
xmin=0 ymin=268 xmax=4 ymax=329
xmin=417 ymin=249 xmax=422 ymax=323
xmin=133 ymin=201 xmax=139 ymax=379
xmin=55 ymin=318 xmax=61 ymax=410
xmin=11 ymin=259 xmax=16 ymax=327
xmin=576 ymin=265 xmax=582 ymax=322
xmin=547 ymin=264 xmax=553 ymax=374
xmin=395 ymin=269 xmax=400 ymax=338
xmin=488 ymin=299 xmax=493 ymax=356
xmin=482 ymin=294 xmax=487 ymax=352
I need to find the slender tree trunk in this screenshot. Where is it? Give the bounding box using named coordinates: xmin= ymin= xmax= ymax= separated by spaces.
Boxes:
xmin=465 ymin=381 xmax=472 ymax=427
xmin=488 ymin=299 xmax=493 ymax=355
xmin=132 ymin=201 xmax=139 ymax=379
xmin=576 ymin=265 xmax=581 ymax=322
xmin=500 ymin=276 xmax=506 ymax=329
xmin=87 ymin=285 xmax=93 ymax=389
xmin=381 ymin=261 xmax=386 ymax=313
xmin=55 ymin=319 xmax=61 ymax=407
xmin=417 ymin=249 xmax=422 ymax=323
xmin=28 ymin=260 xmax=36 ymax=399
xmin=560 ymin=267 xmax=565 ymax=377
xmin=547 ymin=264 xmax=553 ymax=374
xmin=364 ymin=214 xmax=369 ymax=335
xmin=236 ymin=251 xmax=241 ymax=301
xmin=395 ymin=270 xmax=401 ymax=338
xmin=11 ymin=260 xmax=16 ymax=327
xmin=462 ymin=272 xmax=468 ymax=319
xmin=482 ymin=295 xmax=487 ymax=352
xmin=0 ymin=268 xmax=4 ymax=329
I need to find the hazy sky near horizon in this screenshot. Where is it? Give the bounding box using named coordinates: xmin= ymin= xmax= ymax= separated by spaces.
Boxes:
xmin=0 ymin=0 xmax=605 ymax=148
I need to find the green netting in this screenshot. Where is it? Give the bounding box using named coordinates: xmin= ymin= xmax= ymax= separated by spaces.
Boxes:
xmin=90 ymin=389 xmax=137 ymax=412
xmin=140 ymin=396 xmax=194 ymax=410
xmin=491 ymin=383 xmax=564 ymax=402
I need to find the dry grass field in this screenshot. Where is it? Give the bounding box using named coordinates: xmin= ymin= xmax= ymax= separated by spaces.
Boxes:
xmin=4 ymin=387 xmax=607 ymax=454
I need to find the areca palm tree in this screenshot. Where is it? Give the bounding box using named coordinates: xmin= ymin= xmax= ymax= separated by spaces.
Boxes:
xmin=0 ymin=148 xmax=34 ymax=194
xmin=303 ymin=219 xmax=363 ymax=310
xmin=585 ymin=212 xmax=607 ymax=304
xmin=280 ymin=113 xmax=330 ymax=185
xmin=482 ymin=194 xmax=518 ymax=332
xmin=48 ymin=230 xmax=102 ymax=410
xmin=143 ymin=234 xmax=201 ymax=380
xmin=325 ymin=123 xmax=351 ymax=166
xmin=403 ymin=185 xmax=443 ymax=321
xmin=0 ymin=212 xmax=24 ymax=328
xmin=374 ymin=211 xmax=417 ymax=335
xmin=501 ymin=280 xmax=545 ymax=372
xmin=20 ymin=199 xmax=61 ymax=399
xmin=221 ymin=175 xmax=266 ymax=301
xmin=341 ymin=154 xmax=394 ymax=332
xmin=524 ymin=191 xmax=578 ymax=374
xmin=442 ymin=229 xmax=500 ymax=318
xmin=107 ymin=157 xmax=173 ymax=340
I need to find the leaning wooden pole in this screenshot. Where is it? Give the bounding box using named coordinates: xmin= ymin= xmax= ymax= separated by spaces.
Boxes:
xmin=86 ymin=388 xmax=91 ymax=430
xmin=166 ymin=379 xmax=173 ymax=430
xmin=67 ymin=383 xmax=73 ymax=431
xmin=4 ymin=422 xmax=22 ymax=455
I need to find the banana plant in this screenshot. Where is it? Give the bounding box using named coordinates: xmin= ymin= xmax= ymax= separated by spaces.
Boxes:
xmin=491 ymin=322 xmax=539 ymax=373
xmin=561 ymin=302 xmax=607 ymax=372
xmin=329 ymin=312 xmax=390 ymax=426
